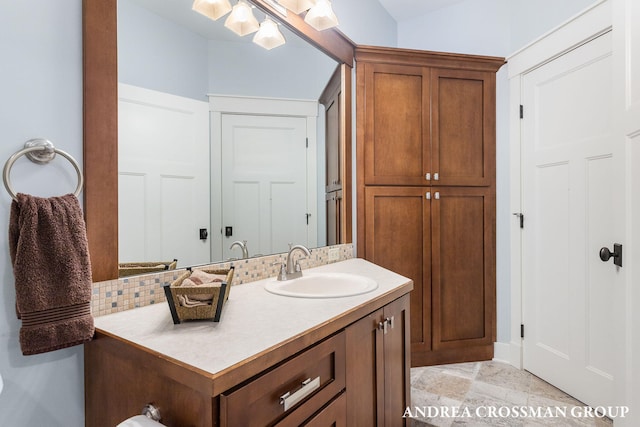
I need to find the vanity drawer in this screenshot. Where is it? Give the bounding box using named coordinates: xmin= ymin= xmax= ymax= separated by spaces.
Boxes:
xmin=220 ymin=332 xmax=346 ymax=427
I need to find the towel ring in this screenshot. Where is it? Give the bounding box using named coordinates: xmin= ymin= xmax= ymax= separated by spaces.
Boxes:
xmin=3 ymin=138 xmax=84 ymax=201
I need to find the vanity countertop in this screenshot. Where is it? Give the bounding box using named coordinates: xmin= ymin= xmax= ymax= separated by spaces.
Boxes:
xmin=93 ymin=258 xmax=412 ymax=392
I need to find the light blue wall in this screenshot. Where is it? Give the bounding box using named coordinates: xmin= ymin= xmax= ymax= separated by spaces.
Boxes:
xmin=332 ymin=0 xmax=397 ymax=46
xmin=118 ymin=0 xmax=209 ymax=101
xmin=396 ymin=0 xmax=600 ymax=344
xmin=0 ymin=1 xmax=85 ymax=426
xmin=510 ymin=0 xmax=598 ymax=52
xmin=207 ymin=39 xmax=337 ymax=99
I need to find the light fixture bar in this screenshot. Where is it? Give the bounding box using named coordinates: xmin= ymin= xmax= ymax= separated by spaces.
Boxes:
xmin=261 ymin=0 xmax=288 ymax=17
xmin=276 ymin=0 xmax=315 ymax=14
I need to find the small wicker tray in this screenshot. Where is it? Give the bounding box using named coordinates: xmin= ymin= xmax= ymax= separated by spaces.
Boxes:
xmin=118 ymin=259 xmax=178 ymax=277
xmin=163 ymin=267 xmax=234 ymax=324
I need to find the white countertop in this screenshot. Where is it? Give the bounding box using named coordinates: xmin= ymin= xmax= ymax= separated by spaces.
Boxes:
xmin=94 ymin=258 xmax=411 ymax=377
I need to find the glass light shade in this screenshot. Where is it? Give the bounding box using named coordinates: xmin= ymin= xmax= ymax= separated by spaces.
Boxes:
xmin=276 ymin=0 xmax=315 ymax=14
xmin=224 ymin=1 xmax=260 ymax=36
xmin=192 ymin=0 xmax=232 ymax=21
xmin=253 ymin=17 xmax=286 ymax=50
xmin=304 ymin=0 xmax=338 ymax=31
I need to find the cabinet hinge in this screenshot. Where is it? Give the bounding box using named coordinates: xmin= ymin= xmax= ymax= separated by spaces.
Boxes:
xmin=306 ymin=137 xmax=309 ymax=148
xmin=521 ymin=324 xmax=525 ymax=338
xmin=520 ymin=105 xmax=524 ymax=119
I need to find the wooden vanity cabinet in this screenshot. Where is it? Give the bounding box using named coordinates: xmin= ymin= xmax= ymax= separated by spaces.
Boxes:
xmin=85 ymin=293 xmax=411 ymax=427
xmin=356 ymin=46 xmax=503 ymax=366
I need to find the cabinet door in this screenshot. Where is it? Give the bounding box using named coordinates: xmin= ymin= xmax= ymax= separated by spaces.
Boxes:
xmin=364 ymin=187 xmax=432 ymax=358
xmin=360 ymin=62 xmax=431 ymax=186
xmin=323 ymin=72 xmax=342 ymax=193
xmin=382 ymin=294 xmax=411 ymax=427
xmin=345 ymin=308 xmax=384 ymax=426
xmin=345 ymin=295 xmax=411 ymax=427
xmin=431 ymin=68 xmax=496 ymax=186
xmin=431 ymin=187 xmax=496 ymax=351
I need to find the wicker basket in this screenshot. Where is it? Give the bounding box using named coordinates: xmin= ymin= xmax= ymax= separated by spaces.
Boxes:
xmin=118 ymin=259 xmax=178 ymax=277
xmin=163 ymin=267 xmax=234 ymax=324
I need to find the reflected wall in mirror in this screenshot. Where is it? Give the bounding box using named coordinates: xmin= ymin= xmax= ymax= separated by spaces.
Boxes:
xmin=82 ymin=0 xmax=354 ymax=281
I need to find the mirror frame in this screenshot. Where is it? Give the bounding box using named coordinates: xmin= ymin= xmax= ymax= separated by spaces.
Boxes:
xmin=82 ymin=0 xmax=355 ymax=281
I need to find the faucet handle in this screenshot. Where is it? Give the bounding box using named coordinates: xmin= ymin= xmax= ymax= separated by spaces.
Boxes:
xmin=271 ymin=261 xmax=287 ymax=281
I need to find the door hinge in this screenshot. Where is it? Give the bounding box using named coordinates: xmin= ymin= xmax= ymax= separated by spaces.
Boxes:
xmin=521 ymin=324 xmax=524 ymax=338
xmin=306 ymin=137 xmax=309 ymax=148
xmin=520 ymin=105 xmax=524 ymax=119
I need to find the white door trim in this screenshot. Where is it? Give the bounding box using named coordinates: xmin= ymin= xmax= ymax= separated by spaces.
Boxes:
xmin=507 ymin=0 xmax=612 ymax=370
xmin=208 ymin=95 xmax=319 ymax=261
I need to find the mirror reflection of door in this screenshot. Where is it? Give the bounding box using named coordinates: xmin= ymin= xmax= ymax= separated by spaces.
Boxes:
xmin=220 ymin=114 xmax=312 ymax=260
xmin=118 ymin=83 xmax=211 ymax=268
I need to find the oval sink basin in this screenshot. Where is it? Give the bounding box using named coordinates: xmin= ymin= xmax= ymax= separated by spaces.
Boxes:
xmin=265 ymin=272 xmax=378 ymax=298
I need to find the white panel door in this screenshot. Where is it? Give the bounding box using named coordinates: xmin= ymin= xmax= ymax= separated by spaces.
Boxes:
xmin=118 ymin=84 xmax=210 ymax=268
xmin=522 ymin=31 xmax=622 ymax=408
xmin=220 ymin=114 xmax=310 ymax=259
xmin=614 ymin=0 xmax=640 ymax=422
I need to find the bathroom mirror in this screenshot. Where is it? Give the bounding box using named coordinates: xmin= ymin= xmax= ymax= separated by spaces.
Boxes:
xmin=83 ymin=0 xmax=354 ymax=281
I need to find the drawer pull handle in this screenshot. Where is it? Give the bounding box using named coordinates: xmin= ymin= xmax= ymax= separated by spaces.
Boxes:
xmin=279 ymin=376 xmax=320 ymax=411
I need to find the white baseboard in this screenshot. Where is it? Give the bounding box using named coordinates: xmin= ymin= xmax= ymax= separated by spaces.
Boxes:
xmin=493 ymin=341 xmax=522 ymax=369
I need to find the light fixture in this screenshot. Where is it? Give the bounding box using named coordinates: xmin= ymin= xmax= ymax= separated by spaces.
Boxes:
xmin=304 ymin=0 xmax=338 ymax=31
xmin=253 ymin=16 xmax=286 ymax=50
xmin=192 ymin=0 xmax=232 ymax=21
xmin=224 ymin=0 xmax=260 ymax=36
xmin=276 ymin=0 xmax=315 ymax=14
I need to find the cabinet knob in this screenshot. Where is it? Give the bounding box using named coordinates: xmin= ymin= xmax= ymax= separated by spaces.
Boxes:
xmin=425 ymin=173 xmax=431 ymax=181
xmin=425 ymin=192 xmax=431 ymax=200
xmin=378 ymin=317 xmax=394 ymax=334
xmin=141 ymin=404 xmax=161 ymax=422
xmin=434 ymin=192 xmax=440 ymax=200
xmin=434 ymin=172 xmax=439 ymax=181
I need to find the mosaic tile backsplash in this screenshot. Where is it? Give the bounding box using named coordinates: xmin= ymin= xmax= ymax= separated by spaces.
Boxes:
xmin=91 ymin=244 xmax=354 ymax=317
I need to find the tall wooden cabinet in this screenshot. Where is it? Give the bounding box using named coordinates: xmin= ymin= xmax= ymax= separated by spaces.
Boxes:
xmin=356 ymin=46 xmax=504 ymax=366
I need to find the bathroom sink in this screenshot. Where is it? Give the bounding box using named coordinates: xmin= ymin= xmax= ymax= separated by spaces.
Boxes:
xmin=264 ymin=272 xmax=378 ymax=298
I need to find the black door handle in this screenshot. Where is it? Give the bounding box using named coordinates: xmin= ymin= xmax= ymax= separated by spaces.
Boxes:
xmin=599 ymin=243 xmax=622 ymax=267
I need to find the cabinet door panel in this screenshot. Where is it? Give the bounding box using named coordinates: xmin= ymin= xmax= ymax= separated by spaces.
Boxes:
xmin=431 ymin=187 xmax=496 ymax=349
xmin=345 ymin=309 xmax=383 ymax=426
xmin=432 ymin=68 xmax=495 ymax=186
xmin=326 ymin=191 xmax=342 ymax=246
xmin=362 ymin=63 xmax=430 ymax=185
xmin=364 ymin=187 xmax=431 ymax=355
xmin=383 ymin=295 xmax=411 ymax=427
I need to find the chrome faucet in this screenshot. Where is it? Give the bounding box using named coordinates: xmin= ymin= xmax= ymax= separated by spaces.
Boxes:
xmin=276 ymin=244 xmax=311 ymax=281
xmin=229 ymin=240 xmax=249 ymax=259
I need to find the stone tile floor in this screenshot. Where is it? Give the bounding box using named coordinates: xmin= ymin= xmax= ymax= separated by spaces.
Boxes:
xmin=409 ymin=361 xmax=614 ymax=426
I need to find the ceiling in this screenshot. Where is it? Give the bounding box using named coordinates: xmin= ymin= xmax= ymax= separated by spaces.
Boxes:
xmin=377 ymin=0 xmax=468 ymax=22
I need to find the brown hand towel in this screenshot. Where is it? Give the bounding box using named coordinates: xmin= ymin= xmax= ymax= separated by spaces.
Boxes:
xmin=8 ymin=193 xmax=94 ymax=355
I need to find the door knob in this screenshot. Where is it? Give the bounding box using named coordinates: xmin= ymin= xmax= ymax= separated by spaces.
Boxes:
xmin=599 ymin=243 xmax=622 ymax=267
